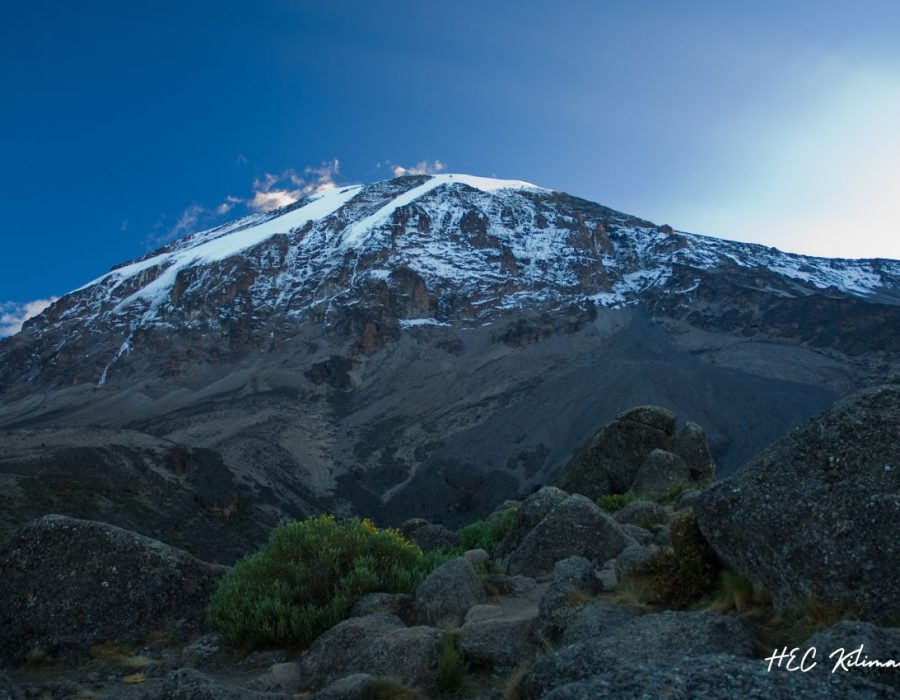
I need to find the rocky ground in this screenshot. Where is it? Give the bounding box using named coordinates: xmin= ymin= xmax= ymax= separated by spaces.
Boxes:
xmin=1 ymin=389 xmax=898 ymax=699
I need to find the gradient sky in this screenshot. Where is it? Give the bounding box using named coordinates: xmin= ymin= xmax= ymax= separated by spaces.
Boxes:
xmin=2 ymin=1 xmax=900 ymax=331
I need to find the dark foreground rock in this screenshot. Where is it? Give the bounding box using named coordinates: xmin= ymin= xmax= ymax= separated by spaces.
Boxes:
xmin=0 ymin=673 xmax=23 ymax=700
xmin=160 ymin=668 xmax=289 ymax=699
xmin=802 ymin=620 xmax=900 ymax=691
xmin=298 ymin=614 xmax=406 ymax=689
xmin=521 ymin=610 xmax=755 ymax=698
xmin=539 ymin=654 xmax=897 ymax=700
xmin=695 ymin=384 xmax=900 ymax=622
xmin=0 ymin=515 xmax=226 ymax=663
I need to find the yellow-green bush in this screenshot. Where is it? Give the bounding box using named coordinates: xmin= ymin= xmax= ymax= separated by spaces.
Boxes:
xmin=208 ymin=515 xmax=429 ymax=649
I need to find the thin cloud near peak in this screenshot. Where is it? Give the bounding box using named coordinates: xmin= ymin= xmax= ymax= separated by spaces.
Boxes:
xmin=0 ymin=297 xmax=59 ymax=338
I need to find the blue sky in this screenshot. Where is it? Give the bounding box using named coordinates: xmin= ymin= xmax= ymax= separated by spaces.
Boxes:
xmin=2 ymin=1 xmax=900 ymax=332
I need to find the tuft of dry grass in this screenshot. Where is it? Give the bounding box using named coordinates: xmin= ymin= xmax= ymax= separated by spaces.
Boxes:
xmin=502 ymin=662 xmax=533 ymax=700
xmin=122 ymin=672 xmax=148 ymax=685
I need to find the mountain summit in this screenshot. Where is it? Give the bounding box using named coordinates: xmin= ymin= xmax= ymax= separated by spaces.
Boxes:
xmin=1 ymin=173 xmax=898 ymax=554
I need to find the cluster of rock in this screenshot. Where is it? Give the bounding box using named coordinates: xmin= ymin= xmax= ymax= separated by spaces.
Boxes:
xmin=1 ymin=391 xmax=898 ymax=698
xmin=557 ymin=405 xmax=716 ymax=499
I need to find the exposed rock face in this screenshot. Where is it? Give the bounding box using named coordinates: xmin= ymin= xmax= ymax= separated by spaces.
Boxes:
xmin=557 ymin=406 xmax=716 ymax=500
xmin=695 ymin=384 xmax=900 ymax=621
xmin=507 ymin=494 xmax=633 ymax=577
xmin=0 ymin=515 xmax=225 ymax=662
xmin=521 ymin=610 xmax=755 ymax=699
xmin=415 ymin=557 xmax=486 ymax=627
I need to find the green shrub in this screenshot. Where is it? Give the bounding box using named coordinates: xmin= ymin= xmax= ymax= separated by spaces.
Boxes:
xmin=597 ymin=491 xmax=638 ymax=513
xmin=630 ymin=509 xmax=720 ymax=607
xmin=208 ymin=515 xmax=429 ymax=649
xmin=458 ymin=507 xmax=517 ymax=556
xmin=436 ymin=631 xmax=465 ymax=694
xmin=656 ymin=478 xmax=712 ymax=505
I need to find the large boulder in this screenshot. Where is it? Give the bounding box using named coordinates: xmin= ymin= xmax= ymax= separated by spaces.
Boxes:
xmin=539 ymin=654 xmax=896 ymax=700
xmin=558 ymin=406 xmax=677 ymax=498
xmin=521 ymin=610 xmax=755 ymax=699
xmin=695 ymin=385 xmax=900 ymax=621
xmin=415 ymin=557 xmax=486 ymax=627
xmin=459 ymin=616 xmax=539 ymax=668
xmin=802 ymin=620 xmax=900 ymax=691
xmin=630 ymin=449 xmax=691 ymax=498
xmin=350 ymin=626 xmax=443 ymax=690
xmin=298 ymin=614 xmax=406 ymax=689
xmin=672 ymin=421 xmax=716 ymax=482
xmin=0 ymin=515 xmax=226 ymax=662
xmin=496 ymin=486 xmax=568 ymax=559
xmin=507 ymin=495 xmax=633 ymax=577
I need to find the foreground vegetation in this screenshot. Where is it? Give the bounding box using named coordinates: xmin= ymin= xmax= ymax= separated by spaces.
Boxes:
xmin=208 ymin=509 xmax=517 ymax=649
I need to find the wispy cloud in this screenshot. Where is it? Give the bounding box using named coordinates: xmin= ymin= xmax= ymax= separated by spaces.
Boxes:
xmin=389 ymin=160 xmax=446 ymax=177
xmin=247 ymin=159 xmax=341 ymax=212
xmin=146 ymin=203 xmax=211 ymax=248
xmin=142 ymin=159 xmax=345 ymax=249
xmin=0 ymin=297 xmax=59 ymax=338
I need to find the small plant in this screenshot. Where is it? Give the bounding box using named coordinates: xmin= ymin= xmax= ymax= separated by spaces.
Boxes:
xmin=23 ymin=648 xmax=57 ymax=668
xmin=629 ymin=509 xmax=720 ymax=607
xmin=208 ymin=515 xmax=432 ymax=649
xmin=656 ymin=478 xmax=712 ymax=505
xmin=458 ymin=507 xmax=517 ymax=557
xmin=715 ymin=571 xmax=755 ymax=612
xmin=597 ymin=491 xmax=638 ymax=513
xmin=436 ymin=631 xmax=465 ymax=694
xmin=502 ymin=662 xmax=533 ymax=700
xmin=756 ymin=599 xmax=863 ymax=653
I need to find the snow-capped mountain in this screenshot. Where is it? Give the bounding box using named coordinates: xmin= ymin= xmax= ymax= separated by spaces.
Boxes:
xmin=7 ymin=173 xmax=899 ymax=389
xmin=1 ymin=173 xmax=898 ymax=554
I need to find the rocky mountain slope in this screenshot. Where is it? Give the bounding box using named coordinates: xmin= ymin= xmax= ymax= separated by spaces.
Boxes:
xmin=1 ymin=173 xmax=898 ymax=556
